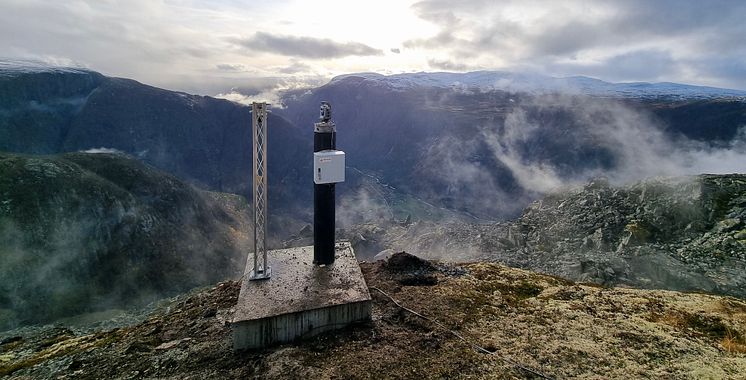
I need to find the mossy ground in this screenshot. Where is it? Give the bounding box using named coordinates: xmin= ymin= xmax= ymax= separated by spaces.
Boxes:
xmin=2 ymin=258 xmax=746 ymax=379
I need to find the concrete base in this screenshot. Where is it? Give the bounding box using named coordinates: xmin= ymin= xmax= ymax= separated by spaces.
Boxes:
xmin=232 ymin=242 xmax=371 ymax=350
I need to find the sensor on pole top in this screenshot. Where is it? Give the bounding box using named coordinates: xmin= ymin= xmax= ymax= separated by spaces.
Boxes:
xmin=314 ymin=102 xmax=344 ymax=185
xmin=315 ymin=101 xmax=335 ymax=132
xmin=320 ymin=101 xmax=332 ymax=123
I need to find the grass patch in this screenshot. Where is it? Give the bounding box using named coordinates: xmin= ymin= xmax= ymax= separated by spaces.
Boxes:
xmin=722 ymin=332 xmax=746 ymax=354
xmin=446 ymin=278 xmax=545 ymax=325
xmin=0 ymin=331 xmax=121 ymax=376
xmin=472 ymin=279 xmax=544 ymax=304
xmin=655 ymin=310 xmax=746 ymax=352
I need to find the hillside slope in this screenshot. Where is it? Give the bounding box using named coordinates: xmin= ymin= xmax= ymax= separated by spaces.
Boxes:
xmin=0 ymin=61 xmax=311 ymax=217
xmin=1 ymin=254 xmax=745 ymax=379
xmin=0 ymin=152 xmax=251 ymax=330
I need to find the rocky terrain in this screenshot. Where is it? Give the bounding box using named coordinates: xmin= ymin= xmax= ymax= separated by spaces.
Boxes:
xmin=340 ymin=174 xmax=746 ymax=298
xmin=0 ymin=152 xmax=251 ymax=330
xmin=1 ymin=253 xmax=745 ymax=379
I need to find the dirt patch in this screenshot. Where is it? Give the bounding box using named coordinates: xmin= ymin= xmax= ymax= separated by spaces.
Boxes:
xmin=384 ymin=251 xmax=436 ymax=272
xmin=382 ymin=251 xmax=440 ymax=286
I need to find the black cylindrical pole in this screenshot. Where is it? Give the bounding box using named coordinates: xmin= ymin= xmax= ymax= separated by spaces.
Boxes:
xmin=314 ymin=102 xmax=336 ymax=265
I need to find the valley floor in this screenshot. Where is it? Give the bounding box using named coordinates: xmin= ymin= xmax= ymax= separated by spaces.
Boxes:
xmin=2 ymin=254 xmax=746 ymax=379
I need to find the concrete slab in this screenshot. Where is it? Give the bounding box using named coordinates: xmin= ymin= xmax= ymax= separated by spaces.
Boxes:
xmin=232 ymin=241 xmax=371 ymax=350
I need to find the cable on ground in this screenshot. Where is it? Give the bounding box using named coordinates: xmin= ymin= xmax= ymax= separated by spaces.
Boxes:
xmin=371 ymin=286 xmax=556 ymax=380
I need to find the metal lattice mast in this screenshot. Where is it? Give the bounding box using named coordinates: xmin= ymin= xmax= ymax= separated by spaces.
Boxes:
xmin=250 ymin=102 xmax=270 ymax=280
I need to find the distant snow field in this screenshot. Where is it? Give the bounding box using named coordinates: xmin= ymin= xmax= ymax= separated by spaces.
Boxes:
xmin=82 ymin=147 xmax=125 ymax=154
xmin=331 ymin=71 xmax=746 ymax=100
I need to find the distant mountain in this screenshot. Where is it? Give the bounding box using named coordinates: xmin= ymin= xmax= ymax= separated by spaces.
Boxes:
xmin=0 ymin=60 xmax=312 ymax=223
xmin=280 ymin=72 xmax=746 ymax=219
xmin=0 ymin=152 xmax=251 ymax=330
xmin=331 ymin=71 xmax=746 ymax=100
xmin=2 ymin=60 xmax=745 ymax=222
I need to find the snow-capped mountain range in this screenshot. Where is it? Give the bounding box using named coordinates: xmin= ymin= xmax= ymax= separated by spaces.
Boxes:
xmin=0 ymin=59 xmax=94 ymax=77
xmin=331 ymin=71 xmax=746 ymax=100
xmin=3 ymin=59 xmax=745 ymax=100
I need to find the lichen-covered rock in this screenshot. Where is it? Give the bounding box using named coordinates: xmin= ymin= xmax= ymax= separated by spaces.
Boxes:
xmin=343 ymin=174 xmax=746 ymax=298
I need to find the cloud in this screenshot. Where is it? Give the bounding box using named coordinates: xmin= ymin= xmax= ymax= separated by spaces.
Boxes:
xmin=527 ymin=21 xmax=604 ymax=57
xmin=215 ymin=76 xmax=326 ymax=107
xmin=553 ymin=49 xmax=681 ymax=83
xmin=0 ymin=0 xmax=744 ymax=94
xmin=216 ymin=63 xmax=246 ymax=72
xmin=82 ymin=147 xmax=125 ymax=154
xmin=0 ymin=2 xmax=383 ymax=95
xmin=481 ymin=108 xmax=564 ymax=192
xmin=483 ymin=94 xmax=746 ymax=190
xmin=277 ymin=61 xmax=312 ymax=74
xmin=338 ymin=187 xmax=393 ymax=228
xmin=407 ymin=0 xmax=746 ymax=89
xmin=688 ymin=55 xmax=746 ymax=89
xmin=417 ymin=132 xmax=526 ymax=218
xmin=231 ymin=32 xmax=383 ymax=59
xmin=427 ymin=58 xmax=478 ymax=72
xmin=412 ymin=90 xmax=746 ymax=221
xmin=0 ymin=0 xmax=226 ymax=93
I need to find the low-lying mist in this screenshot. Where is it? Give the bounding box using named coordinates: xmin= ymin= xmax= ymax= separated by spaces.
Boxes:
xmin=337 ymin=92 xmax=746 ymax=260
xmin=504 ymin=95 xmax=746 ymax=187
xmin=428 ymin=94 xmax=746 ymax=216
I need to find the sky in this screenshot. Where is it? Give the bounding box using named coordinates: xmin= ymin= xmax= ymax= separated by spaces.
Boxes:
xmin=2 ymin=0 xmax=745 ymax=97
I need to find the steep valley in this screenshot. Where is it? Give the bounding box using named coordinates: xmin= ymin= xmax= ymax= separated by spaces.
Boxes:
xmin=0 ymin=152 xmax=251 ymax=330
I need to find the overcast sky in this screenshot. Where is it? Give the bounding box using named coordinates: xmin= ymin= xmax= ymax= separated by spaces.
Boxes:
xmin=2 ymin=0 xmax=745 ymax=96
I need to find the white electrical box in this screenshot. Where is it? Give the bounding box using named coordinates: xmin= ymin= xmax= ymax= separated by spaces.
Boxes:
xmin=314 ymin=150 xmax=345 ymax=184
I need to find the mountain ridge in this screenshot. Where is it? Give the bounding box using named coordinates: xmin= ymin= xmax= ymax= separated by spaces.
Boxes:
xmin=0 ymin=60 xmax=313 ymax=226
xmin=330 ymin=70 xmax=746 ymax=100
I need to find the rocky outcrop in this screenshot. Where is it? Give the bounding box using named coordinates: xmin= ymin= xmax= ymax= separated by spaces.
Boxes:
xmin=346 ymin=174 xmax=746 ymax=298
xmin=515 ymin=175 xmax=746 ymax=295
